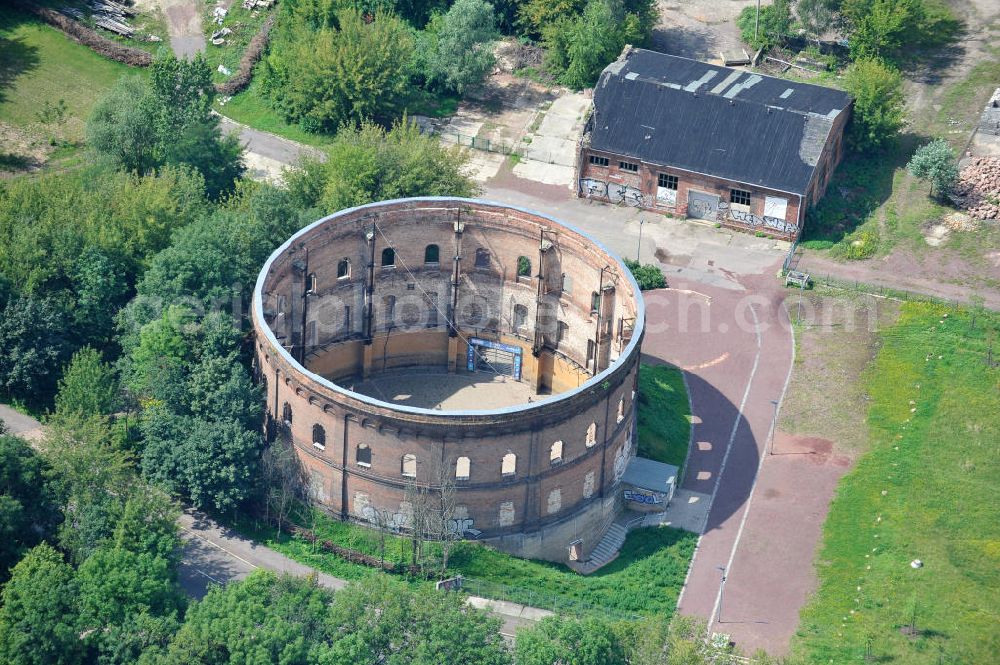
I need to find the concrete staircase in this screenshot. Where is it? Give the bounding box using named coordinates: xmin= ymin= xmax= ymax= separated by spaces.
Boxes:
xmin=588 ymin=522 xmax=629 ymax=568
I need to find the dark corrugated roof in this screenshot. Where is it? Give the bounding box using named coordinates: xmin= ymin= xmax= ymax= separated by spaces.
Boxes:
xmin=588 ymin=49 xmax=853 ymax=195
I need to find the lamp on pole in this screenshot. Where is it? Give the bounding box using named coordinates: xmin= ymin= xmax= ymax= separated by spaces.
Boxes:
xmin=716 ymin=565 xmax=727 ymax=623
xmin=754 ymin=0 xmax=761 ymax=44
xmin=636 ymin=218 xmax=645 ymax=262
xmin=767 ymin=398 xmax=780 ymax=455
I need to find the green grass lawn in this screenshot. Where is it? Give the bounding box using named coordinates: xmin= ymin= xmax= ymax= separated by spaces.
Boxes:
xmin=636 ymin=364 xmax=692 ymax=470
xmin=0 ymin=8 xmax=138 ymax=144
xmin=216 ymin=79 xmax=334 ymax=149
xmin=232 ymin=505 xmax=696 ymax=619
xmin=792 ymin=302 xmax=1000 ymax=663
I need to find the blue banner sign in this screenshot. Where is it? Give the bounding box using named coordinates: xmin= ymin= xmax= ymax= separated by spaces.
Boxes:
xmin=467 ymin=337 xmax=522 ymax=380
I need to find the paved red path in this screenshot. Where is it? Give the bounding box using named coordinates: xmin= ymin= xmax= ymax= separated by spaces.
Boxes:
xmin=642 ymin=272 xmax=849 ymax=655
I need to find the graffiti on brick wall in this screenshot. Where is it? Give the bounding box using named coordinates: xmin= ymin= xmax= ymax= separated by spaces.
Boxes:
xmin=580 ymin=179 xmax=649 ymax=207
xmin=623 ymin=489 xmax=664 ymax=505
xmin=727 ymin=207 xmax=798 ymax=235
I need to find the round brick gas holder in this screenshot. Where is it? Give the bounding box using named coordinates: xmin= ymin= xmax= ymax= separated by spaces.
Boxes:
xmin=253 ymin=198 xmax=645 ymax=562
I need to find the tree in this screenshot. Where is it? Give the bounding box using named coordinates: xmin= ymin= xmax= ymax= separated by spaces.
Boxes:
xmin=0 ymin=544 xmax=83 ymax=665
xmin=519 ymin=0 xmax=586 ymax=37
xmin=76 ymin=546 xmax=183 ymax=632
xmin=186 ymin=355 xmax=263 ymax=430
xmin=285 ymin=119 xmax=478 ymax=211
xmin=907 ymin=138 xmax=958 ymax=199
xmin=0 ymin=436 xmax=60 ymax=582
xmin=160 ymin=571 xmax=332 ymax=664
xmin=843 ymin=57 xmax=905 ymax=151
xmin=425 ymin=0 xmax=499 ymax=94
xmin=259 ymin=438 xmax=305 ymax=536
xmin=40 ymin=414 xmax=135 ymax=563
xmin=86 ymin=76 xmax=161 ymax=175
xmin=55 ymin=347 xmax=119 ymax=418
xmin=0 ymin=295 xmax=71 ymax=404
xmin=141 ymin=410 xmax=262 ymax=512
xmin=319 ymin=576 xmax=510 ymax=665
xmin=797 ymin=0 xmax=837 ymax=41
xmin=514 ymin=615 xmax=627 ymax=665
xmin=541 ymin=0 xmax=655 ymax=90
xmin=87 ymin=55 xmax=244 ymax=198
xmin=71 ymin=248 xmax=129 ymax=349
xmin=263 ymin=9 xmax=415 ymax=132
xmin=842 ymin=0 xmax=925 ymax=61
xmin=736 ymin=0 xmax=793 ymax=51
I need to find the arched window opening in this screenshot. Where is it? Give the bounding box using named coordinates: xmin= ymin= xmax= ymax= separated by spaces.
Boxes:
xmin=337 ymin=259 xmax=350 ymax=279
xmin=281 ymin=402 xmax=293 ymax=425
xmin=591 ymin=291 xmax=601 ymax=314
xmin=556 ymin=321 xmax=569 ymax=345
xmin=455 ymin=456 xmax=471 ymax=481
xmin=356 ymin=444 xmax=371 ymax=467
xmin=401 ymin=453 xmax=417 ymax=478
xmin=312 ymin=424 xmax=326 ymax=449
xmin=307 ymin=273 xmax=318 ymax=294
xmin=381 ymin=247 xmax=395 ymax=267
xmin=475 ymin=247 xmax=490 ymax=268
xmin=617 ymin=397 xmax=625 ymax=423
xmin=424 ymin=244 xmax=440 ymax=264
xmin=513 ymin=303 xmax=528 ymax=330
xmin=586 ymin=422 xmax=597 ymax=447
xmin=383 ymin=295 xmax=396 ymax=326
xmin=517 ymin=256 xmax=531 ymax=278
xmin=501 ymin=453 xmax=516 ymax=477
xmin=550 ymin=440 xmax=563 ymax=465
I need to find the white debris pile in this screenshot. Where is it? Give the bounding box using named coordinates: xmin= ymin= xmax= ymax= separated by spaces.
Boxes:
xmin=954 ymin=156 xmax=1000 ymax=220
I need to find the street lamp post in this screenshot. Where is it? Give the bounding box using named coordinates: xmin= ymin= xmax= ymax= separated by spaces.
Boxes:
xmin=768 ymin=399 xmax=780 ymax=455
xmin=754 ymin=0 xmax=761 ymax=44
xmin=716 ymin=565 xmax=727 ymax=624
xmin=636 ymin=218 xmax=645 ymax=262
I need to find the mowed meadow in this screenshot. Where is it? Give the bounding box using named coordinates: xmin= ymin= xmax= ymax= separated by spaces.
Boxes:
xmin=793 ymin=302 xmax=1000 ymax=663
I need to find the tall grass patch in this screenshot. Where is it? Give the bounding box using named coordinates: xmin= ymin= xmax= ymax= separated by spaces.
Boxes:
xmin=793 ymin=303 xmax=1000 ymax=663
xmin=636 ymin=364 xmax=692 ymax=469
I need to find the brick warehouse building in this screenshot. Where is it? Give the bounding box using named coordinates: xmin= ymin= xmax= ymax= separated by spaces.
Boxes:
xmin=252 ymin=198 xmax=645 ymax=563
xmin=576 ymin=47 xmax=853 ymax=239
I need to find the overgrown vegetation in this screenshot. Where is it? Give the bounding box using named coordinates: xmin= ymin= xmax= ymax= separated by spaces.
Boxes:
xmin=235 ymin=500 xmax=697 ymax=619
xmin=794 ymin=303 xmax=1000 ymax=664
xmin=636 ymin=364 xmax=691 ymax=469
xmin=737 ymin=0 xmax=792 ymax=51
xmin=624 ymin=258 xmax=667 ymax=290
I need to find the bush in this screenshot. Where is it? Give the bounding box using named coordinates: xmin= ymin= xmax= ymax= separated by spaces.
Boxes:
xmin=623 ymin=259 xmax=666 ymax=290
xmin=832 ymin=228 xmax=879 ymax=260
xmin=215 ymin=13 xmax=275 ymax=96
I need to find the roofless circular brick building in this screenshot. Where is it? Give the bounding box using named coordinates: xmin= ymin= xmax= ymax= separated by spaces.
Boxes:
xmin=252 ymin=198 xmax=645 ymax=562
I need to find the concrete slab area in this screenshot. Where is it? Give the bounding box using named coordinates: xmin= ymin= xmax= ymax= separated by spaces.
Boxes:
xmin=511 ymin=159 xmax=576 ymax=187
xmin=650 ymin=489 xmax=713 ymax=533
xmin=349 ymin=372 xmax=551 ymax=410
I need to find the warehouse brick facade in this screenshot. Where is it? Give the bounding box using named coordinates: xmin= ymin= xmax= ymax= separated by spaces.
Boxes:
xmin=252 ymin=198 xmax=646 ymax=562
xmin=576 ymin=47 xmax=853 ymax=240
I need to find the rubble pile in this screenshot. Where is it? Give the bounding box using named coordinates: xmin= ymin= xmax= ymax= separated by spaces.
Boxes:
xmin=954 ymin=157 xmax=1000 ymax=220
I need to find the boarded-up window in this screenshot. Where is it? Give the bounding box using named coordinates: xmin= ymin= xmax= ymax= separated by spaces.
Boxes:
xmin=424 ymin=244 xmax=440 ymax=264
xmin=498 ymin=501 xmax=515 ymax=526
xmin=617 ymin=397 xmax=625 ymax=423
xmin=475 ymin=248 xmax=490 ymax=268
xmin=586 ymin=422 xmax=597 ymax=447
xmin=583 ymin=471 xmax=596 ymax=498
xmin=501 ymin=452 xmax=516 ymax=477
xmin=764 ymin=196 xmax=788 ymax=220
xmin=547 ymin=488 xmax=562 ymax=514
xmin=456 ymin=456 xmax=470 ymax=481
xmin=401 ymin=454 xmax=417 ymax=478
xmin=550 ymin=440 xmax=563 ymax=465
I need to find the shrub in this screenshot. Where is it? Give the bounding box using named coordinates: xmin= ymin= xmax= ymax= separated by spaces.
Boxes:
xmin=907 ymin=138 xmax=958 ymax=199
xmin=736 ymin=0 xmax=792 ymax=51
xmin=832 ymin=228 xmax=879 ymax=260
xmin=215 ymin=14 xmax=276 ymax=96
xmin=623 ymin=259 xmax=666 ymax=290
